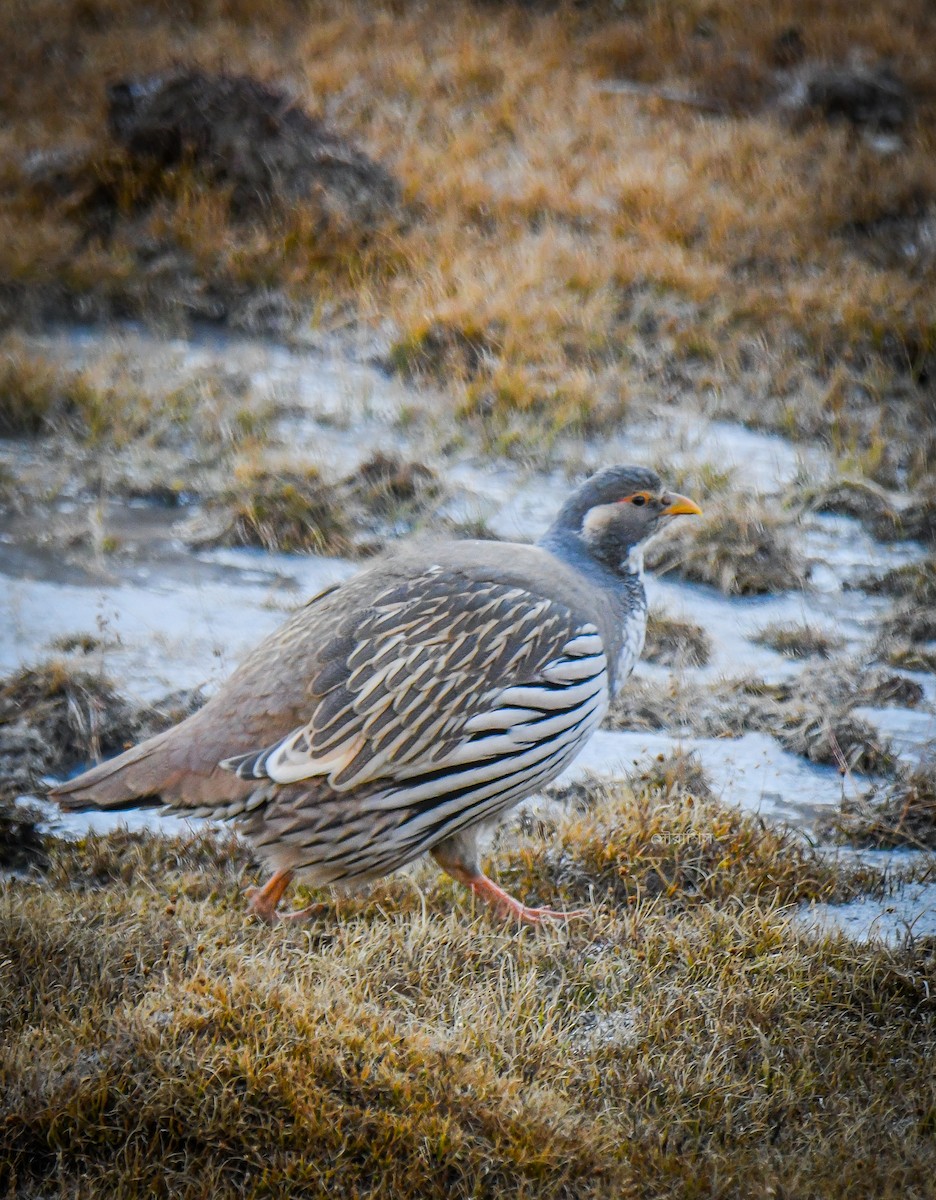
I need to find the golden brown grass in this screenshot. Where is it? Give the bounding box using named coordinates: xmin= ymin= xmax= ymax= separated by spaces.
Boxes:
xmin=0 ymin=331 xmax=272 ymax=455
xmin=200 ymin=462 xmax=356 ymax=556
xmin=1 ymin=0 xmax=935 ymax=469
xmin=2 ymin=785 xmax=934 ymax=1199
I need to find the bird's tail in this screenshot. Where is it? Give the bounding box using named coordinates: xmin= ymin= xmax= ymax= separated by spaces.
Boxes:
xmin=49 ymin=728 xmax=179 ymax=811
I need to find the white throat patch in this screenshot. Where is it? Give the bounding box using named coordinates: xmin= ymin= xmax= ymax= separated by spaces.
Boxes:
xmin=623 ymin=545 xmax=645 ymax=576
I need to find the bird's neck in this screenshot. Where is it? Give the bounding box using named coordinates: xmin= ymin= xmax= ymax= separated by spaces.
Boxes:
xmin=539 ymin=530 xmax=647 ymax=693
xmin=540 ymin=528 xmax=645 ymax=589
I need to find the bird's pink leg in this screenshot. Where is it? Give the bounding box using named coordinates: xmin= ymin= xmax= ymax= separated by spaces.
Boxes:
xmin=245 ymin=869 xmax=328 ymax=924
xmin=245 ymin=868 xmax=294 ymax=923
xmin=462 ymin=870 xmax=588 ymax=924
xmin=433 ymin=846 xmax=587 ymax=925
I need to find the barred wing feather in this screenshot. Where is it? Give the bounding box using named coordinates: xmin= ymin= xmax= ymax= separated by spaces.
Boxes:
xmin=221 ymin=570 xmax=609 ymax=794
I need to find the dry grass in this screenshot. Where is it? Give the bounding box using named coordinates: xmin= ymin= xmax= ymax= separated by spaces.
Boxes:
xmin=645 ymin=498 xmax=809 ymax=595
xmin=809 ymin=480 xmax=936 ymax=542
xmin=0 ymin=331 xmax=274 ymax=458
xmin=625 ymin=748 xmax=713 ymax=801
xmin=2 ymin=784 xmax=934 ymax=1199
xmin=607 ymin=664 xmax=902 ymax=775
xmin=0 ymin=659 xmax=203 ymax=804
xmin=753 ymin=619 xmax=844 ymax=659
xmin=643 ymin=608 xmax=712 ymax=667
xmin=880 ymin=602 xmax=936 ymax=644
xmin=820 ymin=762 xmax=936 ymax=848
xmin=858 ymin=557 xmax=936 ymax=603
xmin=181 ymin=452 xmax=443 ymax=557
xmin=868 ymin=559 xmax=936 ymax=663
xmin=0 ymin=0 xmax=934 ymax=470
xmin=0 ymin=661 xmax=144 ymax=800
xmin=193 ymin=462 xmax=356 ymax=556
xmin=884 ymin=643 xmax=936 ymax=673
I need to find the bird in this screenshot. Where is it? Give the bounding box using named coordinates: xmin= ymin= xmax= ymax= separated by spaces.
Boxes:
xmin=51 ymin=465 xmax=701 ymax=925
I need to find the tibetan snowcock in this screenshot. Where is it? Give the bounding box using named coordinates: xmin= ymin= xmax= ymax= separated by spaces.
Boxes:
xmin=52 ymin=466 xmax=701 ymax=924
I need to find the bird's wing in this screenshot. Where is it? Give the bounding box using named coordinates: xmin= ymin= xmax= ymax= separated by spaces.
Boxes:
xmin=221 ymin=566 xmax=609 ymax=792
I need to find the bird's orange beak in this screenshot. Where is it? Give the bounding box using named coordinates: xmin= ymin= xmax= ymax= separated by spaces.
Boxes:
xmin=660 ymin=491 xmax=703 ymax=517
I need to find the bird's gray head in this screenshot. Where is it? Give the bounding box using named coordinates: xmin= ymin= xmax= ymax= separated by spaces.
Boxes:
xmin=541 ymin=465 xmax=702 ymax=575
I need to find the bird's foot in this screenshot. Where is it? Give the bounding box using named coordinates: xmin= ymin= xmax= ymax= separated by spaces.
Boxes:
xmin=245 ymin=887 xmax=328 ymax=924
xmin=501 ymin=901 xmax=589 ymax=925
xmin=245 ymin=867 xmax=295 ymax=924
xmin=465 ymin=871 xmax=587 ymax=926
xmin=245 ymin=885 xmax=281 ymax=924
xmin=273 ymin=901 xmax=329 ymax=923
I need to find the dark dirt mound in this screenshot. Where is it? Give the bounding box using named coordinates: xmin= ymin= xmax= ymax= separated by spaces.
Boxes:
xmin=809 ymin=481 xmax=936 ymax=543
xmin=780 ymin=61 xmax=913 ymax=131
xmin=106 ymin=70 xmax=401 ymax=225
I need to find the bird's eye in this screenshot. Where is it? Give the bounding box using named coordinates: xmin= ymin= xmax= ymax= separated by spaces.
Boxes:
xmin=631 ymin=494 xmax=647 ymax=507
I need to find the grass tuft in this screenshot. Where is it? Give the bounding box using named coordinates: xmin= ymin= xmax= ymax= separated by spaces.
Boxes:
xmin=643 ymin=608 xmax=712 ymax=667
xmin=884 ymin=643 xmax=936 ymax=674
xmin=858 ymin=557 xmax=936 ymax=604
xmin=753 ymin=619 xmax=844 ymax=659
xmin=203 ymin=463 xmax=355 ymax=557
xmin=185 ymin=453 xmax=443 ymax=558
xmin=810 ymin=480 xmax=936 ymax=543
xmin=820 ymin=763 xmax=936 ymax=849
xmin=0 ymin=662 xmax=143 ymax=797
xmin=537 ymin=781 xmax=847 ymax=910
xmin=608 ymin=664 xmax=901 ymax=775
xmin=646 ymin=499 xmax=809 ymax=596
xmin=0 ymin=658 xmax=202 ymax=806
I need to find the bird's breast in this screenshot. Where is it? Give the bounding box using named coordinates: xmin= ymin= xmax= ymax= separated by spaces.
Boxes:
xmin=611 ymin=602 xmax=648 ymax=695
